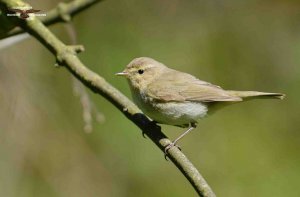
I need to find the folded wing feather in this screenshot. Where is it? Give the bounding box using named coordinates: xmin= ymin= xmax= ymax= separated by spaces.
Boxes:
xmin=146 ymin=69 xmax=242 ymax=103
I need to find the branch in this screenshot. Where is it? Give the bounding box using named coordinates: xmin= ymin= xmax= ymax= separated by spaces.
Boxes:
xmin=0 ymin=1 xmax=216 ymax=196
xmin=0 ymin=0 xmax=104 ymax=39
xmin=66 ymin=23 xmax=105 ymax=133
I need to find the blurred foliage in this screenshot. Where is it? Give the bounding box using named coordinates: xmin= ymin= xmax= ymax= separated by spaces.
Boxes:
xmin=1 ymin=0 xmax=300 ymax=196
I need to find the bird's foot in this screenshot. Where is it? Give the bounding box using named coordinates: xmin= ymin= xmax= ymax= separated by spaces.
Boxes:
xmin=164 ymin=142 xmax=181 ymax=160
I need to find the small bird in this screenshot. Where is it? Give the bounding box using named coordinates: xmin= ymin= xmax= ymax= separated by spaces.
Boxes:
xmin=116 ymin=57 xmax=285 ymax=153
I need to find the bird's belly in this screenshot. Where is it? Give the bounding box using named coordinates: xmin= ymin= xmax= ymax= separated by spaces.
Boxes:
xmin=130 ymin=87 xmax=208 ymax=126
xmin=133 ymin=96 xmax=207 ymax=127
xmin=148 ymin=102 xmax=207 ymax=126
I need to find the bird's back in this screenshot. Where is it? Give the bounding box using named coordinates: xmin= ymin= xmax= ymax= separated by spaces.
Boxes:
xmin=146 ymin=68 xmax=242 ymax=103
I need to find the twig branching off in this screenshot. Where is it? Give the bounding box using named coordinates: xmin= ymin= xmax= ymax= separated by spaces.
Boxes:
xmin=66 ymin=23 xmax=105 ymax=133
xmin=0 ymin=0 xmax=104 ymax=39
xmin=0 ymin=0 xmax=216 ymax=196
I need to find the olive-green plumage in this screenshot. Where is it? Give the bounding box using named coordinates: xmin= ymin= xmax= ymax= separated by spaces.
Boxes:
xmin=116 ymin=57 xmax=285 ymax=152
xmin=117 ymin=57 xmax=285 ymax=127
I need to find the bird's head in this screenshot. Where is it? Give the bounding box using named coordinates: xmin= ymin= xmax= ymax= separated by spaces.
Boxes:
xmin=116 ymin=57 xmax=166 ymax=90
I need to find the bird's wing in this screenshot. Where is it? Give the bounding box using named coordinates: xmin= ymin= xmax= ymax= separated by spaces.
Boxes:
xmin=146 ymin=69 xmax=242 ymax=102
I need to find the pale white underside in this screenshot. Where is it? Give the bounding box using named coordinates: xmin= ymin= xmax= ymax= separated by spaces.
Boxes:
xmin=131 ymin=88 xmax=208 ymax=126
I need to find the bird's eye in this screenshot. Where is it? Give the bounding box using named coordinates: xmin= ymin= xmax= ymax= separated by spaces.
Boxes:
xmin=138 ymin=69 xmax=144 ymax=74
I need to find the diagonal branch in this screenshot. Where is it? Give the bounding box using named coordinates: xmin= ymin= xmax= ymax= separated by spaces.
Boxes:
xmin=0 ymin=0 xmax=216 ymax=196
xmin=0 ymin=0 xmax=104 ymax=39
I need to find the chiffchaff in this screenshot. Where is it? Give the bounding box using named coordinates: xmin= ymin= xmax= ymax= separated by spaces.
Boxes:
xmin=116 ymin=57 xmax=285 ymax=153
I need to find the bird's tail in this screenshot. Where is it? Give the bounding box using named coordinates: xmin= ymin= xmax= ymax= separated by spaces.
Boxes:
xmin=227 ymin=91 xmax=285 ymax=100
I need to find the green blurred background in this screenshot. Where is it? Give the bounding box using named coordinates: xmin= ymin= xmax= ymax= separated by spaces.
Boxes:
xmin=1 ymin=0 xmax=300 ymax=196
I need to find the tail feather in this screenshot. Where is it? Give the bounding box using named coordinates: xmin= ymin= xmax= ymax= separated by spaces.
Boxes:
xmin=227 ymin=91 xmax=285 ymax=100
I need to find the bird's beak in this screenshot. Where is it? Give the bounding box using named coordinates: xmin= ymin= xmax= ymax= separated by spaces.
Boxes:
xmin=115 ymin=71 xmax=128 ymax=77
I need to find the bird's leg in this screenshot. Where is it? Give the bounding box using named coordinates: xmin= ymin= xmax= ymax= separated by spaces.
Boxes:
xmin=164 ymin=123 xmax=197 ymax=157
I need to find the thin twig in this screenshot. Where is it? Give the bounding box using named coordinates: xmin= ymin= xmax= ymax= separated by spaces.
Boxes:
xmin=66 ymin=23 xmax=105 ymax=133
xmin=0 ymin=0 xmax=216 ymax=196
